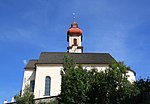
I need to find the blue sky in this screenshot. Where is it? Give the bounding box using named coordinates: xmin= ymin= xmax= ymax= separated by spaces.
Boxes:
xmin=0 ymin=0 xmax=150 ymax=103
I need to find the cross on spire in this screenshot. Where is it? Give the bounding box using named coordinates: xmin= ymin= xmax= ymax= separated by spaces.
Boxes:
xmin=73 ymin=12 xmax=76 ymax=22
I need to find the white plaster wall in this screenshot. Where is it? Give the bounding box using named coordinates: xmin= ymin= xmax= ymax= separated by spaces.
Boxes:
xmin=34 ymin=64 xmax=62 ymax=99
xmin=69 ymin=46 xmax=82 ymax=53
xmin=82 ymin=64 xmax=109 ymax=71
xmin=126 ymin=70 xmax=136 ymax=83
xmin=22 ymin=69 xmax=35 ymax=95
xmin=83 ymin=64 xmax=136 ymax=83
xmin=33 ymin=64 xmax=108 ymax=99
xmin=24 ymin=64 xmax=135 ymax=99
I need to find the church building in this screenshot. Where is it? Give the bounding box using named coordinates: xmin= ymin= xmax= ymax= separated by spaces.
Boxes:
xmin=21 ymin=21 xmax=136 ymax=100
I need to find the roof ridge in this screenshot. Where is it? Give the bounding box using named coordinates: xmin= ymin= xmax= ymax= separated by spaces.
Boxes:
xmin=29 ymin=59 xmax=38 ymax=61
xmin=41 ymin=52 xmax=67 ymax=54
xmin=70 ymin=52 xmax=110 ymax=54
xmin=40 ymin=52 xmax=110 ymax=54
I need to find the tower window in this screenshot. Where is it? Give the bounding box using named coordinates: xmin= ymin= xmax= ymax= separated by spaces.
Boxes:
xmin=73 ymin=38 xmax=77 ymax=46
xmin=45 ymin=76 xmax=51 ymax=96
xmin=30 ymin=80 xmax=35 ymax=92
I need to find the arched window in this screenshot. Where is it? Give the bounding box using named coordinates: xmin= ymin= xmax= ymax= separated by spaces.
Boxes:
xmin=30 ymin=80 xmax=35 ymax=92
xmin=45 ymin=76 xmax=51 ymax=96
xmin=73 ymin=38 xmax=77 ymax=45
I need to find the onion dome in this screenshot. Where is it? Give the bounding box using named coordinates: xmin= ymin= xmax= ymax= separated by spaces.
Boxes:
xmin=67 ymin=21 xmax=82 ymax=35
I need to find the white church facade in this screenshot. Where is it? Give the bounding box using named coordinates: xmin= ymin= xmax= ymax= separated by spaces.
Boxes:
xmin=21 ymin=21 xmax=136 ymax=99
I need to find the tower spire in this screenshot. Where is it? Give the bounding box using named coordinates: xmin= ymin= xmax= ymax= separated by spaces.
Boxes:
xmin=67 ymin=16 xmax=83 ymax=53
xmin=73 ymin=12 xmax=76 ymax=22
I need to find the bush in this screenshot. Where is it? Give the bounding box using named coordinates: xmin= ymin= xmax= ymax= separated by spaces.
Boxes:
xmin=15 ymin=85 xmax=34 ymax=104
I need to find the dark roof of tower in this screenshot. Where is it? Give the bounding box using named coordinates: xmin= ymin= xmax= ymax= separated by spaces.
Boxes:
xmin=67 ymin=21 xmax=82 ymax=35
xmin=37 ymin=52 xmax=116 ymax=64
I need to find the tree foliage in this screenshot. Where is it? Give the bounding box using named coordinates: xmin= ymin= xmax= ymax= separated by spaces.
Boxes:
xmin=86 ymin=62 xmax=140 ymax=104
xmin=134 ymin=77 xmax=150 ymax=104
xmin=38 ymin=100 xmax=58 ymax=104
xmin=61 ymin=54 xmax=89 ymax=103
xmin=60 ymin=54 xmax=140 ymax=104
xmin=15 ymin=85 xmax=34 ymax=104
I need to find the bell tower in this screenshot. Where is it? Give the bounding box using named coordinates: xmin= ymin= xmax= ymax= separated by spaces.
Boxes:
xmin=67 ymin=21 xmax=83 ymax=53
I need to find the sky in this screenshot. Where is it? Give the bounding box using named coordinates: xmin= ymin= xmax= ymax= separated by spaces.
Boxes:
xmin=0 ymin=0 xmax=150 ymax=103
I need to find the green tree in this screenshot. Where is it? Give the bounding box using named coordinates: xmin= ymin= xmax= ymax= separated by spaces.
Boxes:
xmin=86 ymin=62 xmax=139 ymax=104
xmin=15 ymin=85 xmax=34 ymax=104
xmin=60 ymin=54 xmax=89 ymax=104
xmin=60 ymin=55 xmax=140 ymax=104
xmin=134 ymin=77 xmax=150 ymax=104
xmin=86 ymin=68 xmax=108 ymax=104
xmin=38 ymin=100 xmax=58 ymax=104
xmin=104 ymin=62 xmax=139 ymax=104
